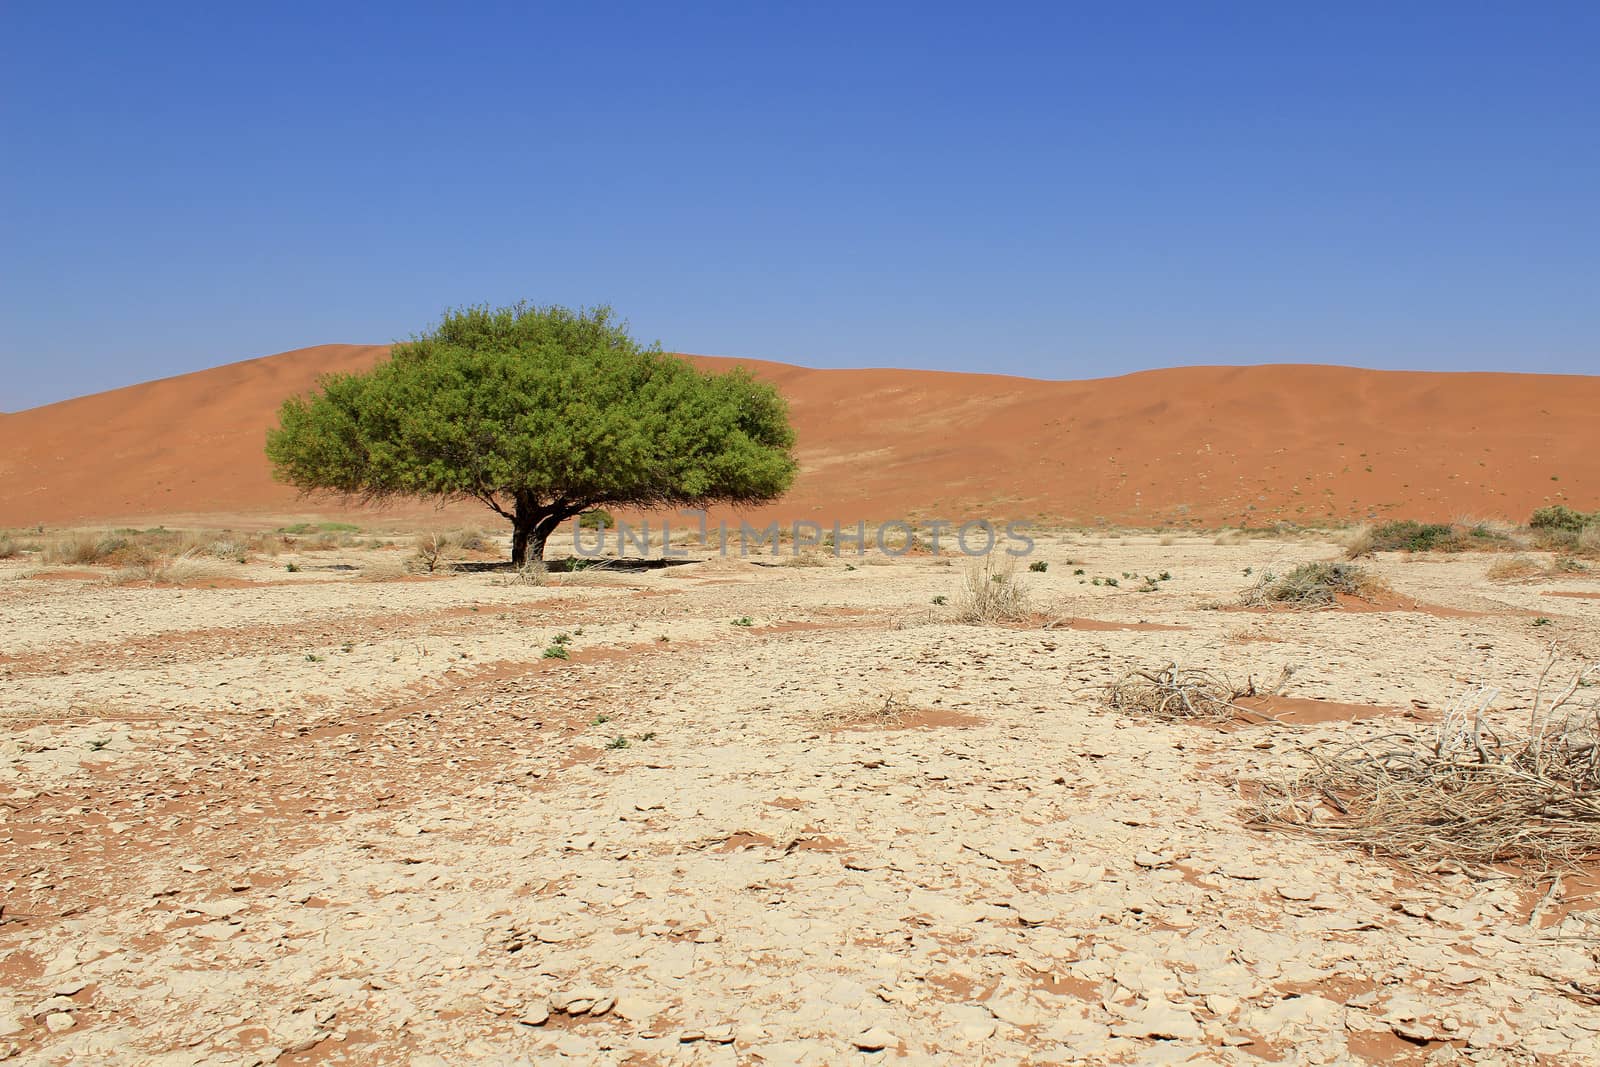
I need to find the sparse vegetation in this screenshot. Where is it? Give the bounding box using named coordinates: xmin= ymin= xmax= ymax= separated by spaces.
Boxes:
xmin=278 ymin=522 xmax=361 ymax=534
xmin=542 ymin=644 xmax=570 ymax=660
xmin=1253 ymin=656 xmax=1600 ymax=869
xmin=1239 ymin=562 xmax=1383 ymax=610
xmin=1028 ymin=560 xmax=1048 ymax=572
xmin=731 ymin=616 xmax=754 ymax=627
xmin=1346 ymin=518 xmax=1521 ymax=558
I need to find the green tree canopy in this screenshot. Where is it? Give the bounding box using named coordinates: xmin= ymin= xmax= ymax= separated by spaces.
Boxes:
xmin=266 ymin=304 xmax=797 ymax=563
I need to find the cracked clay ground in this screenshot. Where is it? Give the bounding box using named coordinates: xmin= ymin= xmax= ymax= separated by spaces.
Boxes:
xmin=3 ymin=532 xmax=1600 ymax=1065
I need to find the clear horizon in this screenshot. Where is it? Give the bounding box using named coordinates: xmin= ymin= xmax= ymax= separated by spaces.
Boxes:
xmin=3 ymin=3 xmax=1597 ymax=410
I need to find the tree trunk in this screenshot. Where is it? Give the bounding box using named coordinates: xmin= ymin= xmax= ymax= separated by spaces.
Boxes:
xmin=511 ymin=492 xmax=537 ymax=566
xmin=510 ymin=495 xmax=572 ymax=566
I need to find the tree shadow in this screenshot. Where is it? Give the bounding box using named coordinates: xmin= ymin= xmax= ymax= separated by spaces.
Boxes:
xmin=448 ymin=557 xmax=701 ymax=573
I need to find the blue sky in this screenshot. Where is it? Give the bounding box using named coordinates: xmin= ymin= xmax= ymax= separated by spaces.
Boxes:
xmin=3 ymin=2 xmax=1596 ymax=409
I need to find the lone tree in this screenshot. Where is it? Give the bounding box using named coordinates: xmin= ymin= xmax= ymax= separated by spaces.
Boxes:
xmin=266 ymin=304 xmax=797 ymax=564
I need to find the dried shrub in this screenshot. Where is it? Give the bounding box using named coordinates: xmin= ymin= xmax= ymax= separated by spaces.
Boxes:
xmin=412 ymin=532 xmax=455 ymax=573
xmin=816 ymin=691 xmax=918 ymax=728
xmin=1252 ymin=655 xmax=1600 ymax=870
xmin=1106 ymin=663 xmax=1261 ymax=721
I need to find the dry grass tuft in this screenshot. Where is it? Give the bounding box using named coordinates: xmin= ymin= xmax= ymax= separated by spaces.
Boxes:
xmin=1581 ymin=524 xmax=1600 ymax=556
xmin=1239 ymin=562 xmax=1383 ymax=610
xmin=109 ymin=551 xmax=222 ymax=585
xmin=0 ymin=534 xmax=18 ymax=560
xmin=1486 ymin=555 xmax=1544 ymax=582
xmin=45 ymin=531 xmax=124 ymax=565
xmin=1487 ymin=554 xmax=1592 ymax=582
xmin=956 ymin=553 xmax=1030 ymax=622
xmin=1252 ymin=654 xmax=1600 ymax=870
xmin=493 ymin=561 xmax=549 ymax=586
xmin=1340 ymin=525 xmax=1375 ymax=559
xmin=1106 ymin=662 xmax=1287 ymax=721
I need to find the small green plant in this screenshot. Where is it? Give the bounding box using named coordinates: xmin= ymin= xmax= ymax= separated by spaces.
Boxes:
xmin=551 ymin=632 xmax=571 ymax=645
xmin=592 ymin=713 xmax=611 ymax=725
xmin=1533 ymin=617 xmax=1553 ymax=627
xmin=844 ymin=563 xmax=856 ymax=571
xmin=340 ymin=641 xmax=354 ymax=653
xmin=607 ymin=736 xmax=630 ymax=750
xmin=1158 ymin=571 xmax=1172 ymax=581
xmin=1073 ymin=568 xmax=1085 ymax=575
xmin=657 ymin=634 xmax=670 ymax=643
xmin=285 ymin=562 xmax=300 ymax=572
xmin=931 ymin=595 xmax=948 ymax=606
xmin=1028 ymin=560 xmax=1048 ymax=572
xmin=542 ymin=644 xmax=570 ymax=660
xmin=305 ymin=653 xmax=324 ymax=662
xmin=1105 ymin=577 xmax=1118 ymax=587
xmin=731 ymin=616 xmax=754 ymax=627
xmin=638 ymin=731 xmax=657 ymax=741
xmin=87 ymin=738 xmax=111 ymax=751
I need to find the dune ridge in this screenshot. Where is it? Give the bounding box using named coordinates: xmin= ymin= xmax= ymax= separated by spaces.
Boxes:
xmin=2 ymin=344 xmax=1596 ymax=529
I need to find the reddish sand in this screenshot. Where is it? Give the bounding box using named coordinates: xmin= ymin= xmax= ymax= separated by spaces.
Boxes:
xmin=2 ymin=344 xmax=1597 ymax=529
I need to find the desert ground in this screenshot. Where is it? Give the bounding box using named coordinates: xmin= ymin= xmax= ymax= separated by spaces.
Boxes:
xmin=2 ymin=526 xmax=1598 ymax=1065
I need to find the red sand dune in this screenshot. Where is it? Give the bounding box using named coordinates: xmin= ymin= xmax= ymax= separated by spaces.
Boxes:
xmin=2 ymin=344 xmax=1596 ymax=530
